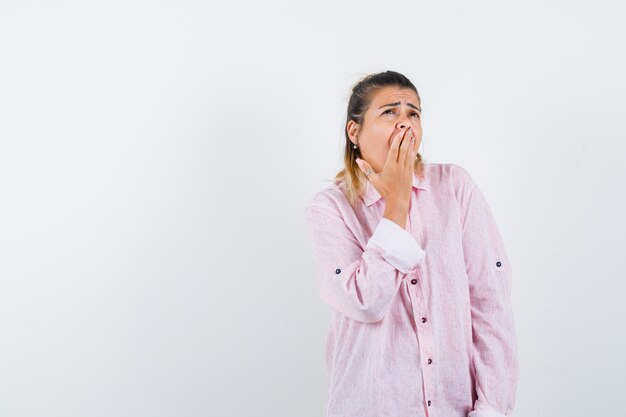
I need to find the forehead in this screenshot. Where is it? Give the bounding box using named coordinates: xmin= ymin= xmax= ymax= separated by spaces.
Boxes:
xmin=370 ymin=86 xmax=419 ymax=105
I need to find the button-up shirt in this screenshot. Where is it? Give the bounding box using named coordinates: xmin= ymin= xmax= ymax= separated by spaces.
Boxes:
xmin=303 ymin=163 xmax=519 ymax=417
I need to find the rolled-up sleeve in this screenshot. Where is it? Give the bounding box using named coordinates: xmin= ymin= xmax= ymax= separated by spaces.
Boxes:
xmin=365 ymin=217 xmax=426 ymax=274
xmin=455 ymin=165 xmax=519 ymax=417
xmin=304 ymin=198 xmax=426 ymax=323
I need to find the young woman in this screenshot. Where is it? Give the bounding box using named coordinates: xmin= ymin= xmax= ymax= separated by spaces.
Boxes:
xmin=304 ymin=70 xmax=518 ymax=417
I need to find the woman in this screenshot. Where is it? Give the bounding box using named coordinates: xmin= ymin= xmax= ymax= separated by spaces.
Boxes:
xmin=304 ymin=71 xmax=519 ymax=417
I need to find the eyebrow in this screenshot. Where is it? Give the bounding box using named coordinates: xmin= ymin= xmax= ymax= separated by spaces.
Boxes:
xmin=379 ymin=102 xmax=421 ymax=112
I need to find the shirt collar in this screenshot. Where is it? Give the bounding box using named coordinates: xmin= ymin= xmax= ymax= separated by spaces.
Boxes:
xmin=361 ymin=171 xmax=430 ymax=207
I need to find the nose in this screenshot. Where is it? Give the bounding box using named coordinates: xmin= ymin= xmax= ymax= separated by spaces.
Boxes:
xmin=396 ymin=116 xmax=415 ymax=130
xmin=396 ymin=120 xmax=414 ymax=131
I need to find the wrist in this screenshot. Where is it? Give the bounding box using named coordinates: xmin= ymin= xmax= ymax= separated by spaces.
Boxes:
xmin=383 ymin=201 xmax=409 ymax=229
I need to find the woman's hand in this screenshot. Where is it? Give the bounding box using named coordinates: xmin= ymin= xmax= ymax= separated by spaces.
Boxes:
xmin=356 ymin=127 xmax=417 ymax=208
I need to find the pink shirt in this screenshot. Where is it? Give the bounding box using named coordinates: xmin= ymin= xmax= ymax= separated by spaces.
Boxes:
xmin=304 ymin=163 xmax=519 ymax=417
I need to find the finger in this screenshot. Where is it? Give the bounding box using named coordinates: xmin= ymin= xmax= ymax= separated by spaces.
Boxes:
xmin=398 ymin=127 xmax=411 ymax=164
xmin=385 ymin=129 xmax=407 ymax=167
xmin=355 ymin=158 xmax=377 ymax=182
xmin=404 ymin=128 xmax=417 ymax=167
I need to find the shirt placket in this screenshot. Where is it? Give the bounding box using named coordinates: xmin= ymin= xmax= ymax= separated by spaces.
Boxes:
xmin=406 ymin=198 xmax=438 ymax=417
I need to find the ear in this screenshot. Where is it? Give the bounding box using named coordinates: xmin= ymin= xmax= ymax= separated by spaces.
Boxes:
xmin=346 ymin=120 xmax=360 ymax=145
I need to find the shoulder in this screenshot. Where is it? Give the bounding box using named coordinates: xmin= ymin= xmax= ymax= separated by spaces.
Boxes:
xmin=304 ymin=180 xmax=349 ymax=218
xmin=423 ymin=162 xmax=477 ymax=191
xmin=423 ymin=162 xmax=482 ymax=219
xmin=448 ymin=163 xmax=478 ymax=191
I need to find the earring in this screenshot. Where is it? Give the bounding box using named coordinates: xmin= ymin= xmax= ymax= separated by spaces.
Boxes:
xmin=353 ymin=136 xmax=359 ymax=149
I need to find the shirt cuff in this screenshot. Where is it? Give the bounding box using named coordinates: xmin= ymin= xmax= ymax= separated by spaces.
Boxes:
xmin=365 ymin=218 xmax=426 ymax=273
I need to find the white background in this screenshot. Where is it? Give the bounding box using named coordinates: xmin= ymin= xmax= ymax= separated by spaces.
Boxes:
xmin=1 ymin=1 xmax=625 ymax=416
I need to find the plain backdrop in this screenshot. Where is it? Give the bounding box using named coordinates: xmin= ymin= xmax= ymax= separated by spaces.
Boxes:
xmin=1 ymin=1 xmax=625 ymax=416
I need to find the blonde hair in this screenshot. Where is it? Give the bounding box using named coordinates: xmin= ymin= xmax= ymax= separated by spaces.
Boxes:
xmin=330 ymin=71 xmax=425 ymax=207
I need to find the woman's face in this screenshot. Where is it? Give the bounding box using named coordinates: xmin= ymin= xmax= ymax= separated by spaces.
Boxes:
xmin=347 ymin=86 xmax=422 ymax=173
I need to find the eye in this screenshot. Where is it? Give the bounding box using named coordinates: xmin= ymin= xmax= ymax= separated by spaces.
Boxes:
xmin=382 ymin=109 xmax=420 ymax=118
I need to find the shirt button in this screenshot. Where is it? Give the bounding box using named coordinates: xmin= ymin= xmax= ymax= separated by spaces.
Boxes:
xmin=410 ymin=278 xmax=417 ymax=285
xmin=335 ymin=268 xmax=341 ymax=274
xmin=496 ymin=261 xmax=501 ymax=267
xmin=421 ymin=317 xmax=427 ymax=323
xmin=428 ymin=400 xmax=431 ymax=406
xmin=428 ymin=358 xmax=432 ymax=364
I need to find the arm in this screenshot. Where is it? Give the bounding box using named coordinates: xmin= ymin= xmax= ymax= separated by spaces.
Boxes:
xmin=304 ymin=198 xmax=426 ymax=323
xmin=457 ymin=168 xmax=519 ymax=417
